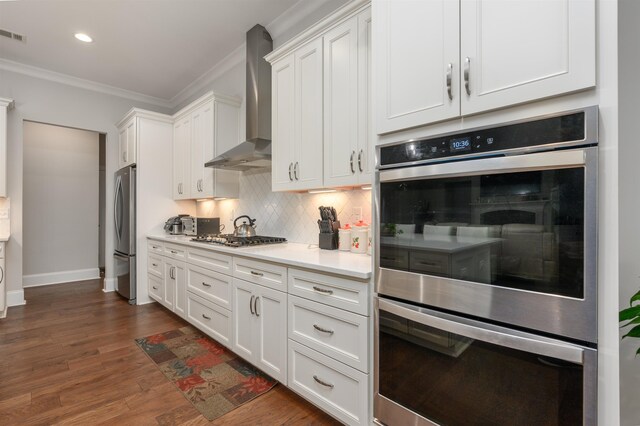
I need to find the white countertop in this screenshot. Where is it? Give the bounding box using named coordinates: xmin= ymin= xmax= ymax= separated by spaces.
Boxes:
xmin=147 ymin=234 xmax=372 ymax=280
xmin=0 ymin=235 xmax=9 ymax=242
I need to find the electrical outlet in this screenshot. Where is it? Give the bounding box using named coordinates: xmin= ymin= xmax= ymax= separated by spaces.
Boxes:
xmin=352 ymin=206 xmax=362 ymax=222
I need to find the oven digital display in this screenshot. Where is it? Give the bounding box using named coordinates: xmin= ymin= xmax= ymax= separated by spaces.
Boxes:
xmin=449 ymin=137 xmax=471 ymax=153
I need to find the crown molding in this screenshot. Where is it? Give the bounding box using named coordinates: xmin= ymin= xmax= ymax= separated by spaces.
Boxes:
xmin=0 ymin=58 xmax=173 ymax=109
xmin=266 ymin=0 xmax=343 ymax=41
xmin=116 ymin=107 xmax=173 ymax=128
xmin=0 ymin=97 xmax=14 ymax=109
xmin=172 ymin=90 xmax=242 ymax=119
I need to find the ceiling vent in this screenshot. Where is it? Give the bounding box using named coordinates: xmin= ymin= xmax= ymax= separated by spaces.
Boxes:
xmin=0 ymin=28 xmax=26 ymax=43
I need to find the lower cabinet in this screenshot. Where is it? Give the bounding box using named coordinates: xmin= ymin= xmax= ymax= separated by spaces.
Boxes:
xmin=187 ymin=292 xmax=232 ymax=347
xmin=147 ymin=251 xmax=186 ymax=319
xmin=232 ymin=277 xmax=287 ymax=383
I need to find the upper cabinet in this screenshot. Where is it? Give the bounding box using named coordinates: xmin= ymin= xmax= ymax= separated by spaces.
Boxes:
xmin=0 ymin=98 xmax=13 ymax=198
xmin=267 ymin=1 xmax=372 ymax=191
xmin=172 ymin=92 xmax=241 ymax=200
xmin=373 ymin=0 xmax=596 ymax=134
xmin=118 ymin=116 xmax=137 ymax=169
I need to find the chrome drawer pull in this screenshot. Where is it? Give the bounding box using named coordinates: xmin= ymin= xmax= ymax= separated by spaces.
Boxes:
xmin=170 ymin=250 xmax=178 ymax=254
xmin=202 ymin=313 xmax=211 ymax=320
xmin=202 ymin=282 xmax=212 ymax=287
xmin=417 ymin=261 xmax=438 ymax=267
xmin=152 ymin=286 xmax=158 ymax=290
xmin=250 ymin=271 xmax=264 ymax=277
xmin=313 ymin=324 xmax=334 ymax=335
xmin=312 ymin=286 xmax=333 ymax=295
xmin=250 ymin=295 xmax=255 ymax=315
xmin=152 ymin=263 xmax=158 ymax=267
xmin=313 ymin=375 xmax=334 ymax=389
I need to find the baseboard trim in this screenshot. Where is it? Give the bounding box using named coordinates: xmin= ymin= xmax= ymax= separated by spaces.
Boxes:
xmin=7 ymin=289 xmax=26 ymax=307
xmin=23 ymin=268 xmax=100 ymax=287
xmin=103 ymin=278 xmax=116 ymax=293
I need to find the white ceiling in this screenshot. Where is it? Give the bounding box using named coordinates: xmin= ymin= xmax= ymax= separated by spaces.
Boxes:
xmin=0 ymin=0 xmax=303 ymax=102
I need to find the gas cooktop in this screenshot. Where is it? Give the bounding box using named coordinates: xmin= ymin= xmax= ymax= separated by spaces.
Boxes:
xmin=191 ymin=234 xmax=287 ymax=248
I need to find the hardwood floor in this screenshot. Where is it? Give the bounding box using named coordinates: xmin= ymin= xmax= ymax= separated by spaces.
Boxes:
xmin=0 ymin=280 xmax=340 ymax=425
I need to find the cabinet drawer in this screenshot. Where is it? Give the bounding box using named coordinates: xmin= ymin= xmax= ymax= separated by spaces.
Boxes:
xmin=148 ymin=274 xmax=163 ymax=302
xmin=409 ymin=250 xmax=450 ymax=276
xmin=289 ymin=296 xmax=368 ymax=373
xmin=288 ymin=268 xmax=369 ymax=316
xmin=186 ymin=247 xmax=233 ymax=276
xmin=148 ymin=254 xmax=163 ymax=278
xmin=233 ymin=257 xmax=287 ymax=291
xmin=187 ymin=292 xmax=232 ymax=347
xmin=164 ymin=243 xmax=186 ymax=260
xmin=187 ymin=263 xmax=232 ymax=310
xmin=288 ymin=340 xmax=368 ymax=425
xmin=148 ymin=240 xmax=164 ymax=254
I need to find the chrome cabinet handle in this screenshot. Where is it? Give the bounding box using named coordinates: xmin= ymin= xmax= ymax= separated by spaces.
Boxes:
xmin=152 ymin=245 xmax=159 ymax=249
xmin=180 ymin=183 xmax=183 ymax=194
xmin=202 ymin=313 xmax=211 ymax=320
xmin=288 ymin=163 xmax=293 ymax=181
xmin=350 ymin=151 xmax=355 ymax=174
xmin=446 ymin=63 xmax=453 ymax=100
xmin=358 ymin=149 xmax=363 ymax=172
xmin=312 ymin=286 xmax=333 ymax=295
xmin=250 ymin=295 xmax=255 ymax=315
xmin=170 ymin=250 xmax=178 ymax=254
xmin=169 ymin=267 xmax=173 ymax=279
xmin=202 ymin=282 xmax=211 ymax=288
xmin=294 ymin=162 xmax=299 ymax=180
xmin=464 ymin=57 xmax=471 ymax=95
xmin=313 ymin=324 xmax=334 ymax=335
xmin=152 ymin=286 xmax=158 ymax=290
xmin=254 ymin=297 xmax=260 ymax=317
xmin=250 ymin=271 xmax=264 ymax=277
xmin=313 ymin=375 xmax=334 ymax=389
xmin=122 ymin=151 xmax=127 ymax=162
xmin=152 ymin=263 xmax=158 ymax=267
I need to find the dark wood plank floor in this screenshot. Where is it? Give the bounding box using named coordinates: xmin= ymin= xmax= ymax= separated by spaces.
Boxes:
xmin=0 ymin=280 xmax=340 ymax=425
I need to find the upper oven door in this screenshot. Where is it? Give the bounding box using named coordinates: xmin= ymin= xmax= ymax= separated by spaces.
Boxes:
xmin=375 ymin=146 xmax=597 ymax=343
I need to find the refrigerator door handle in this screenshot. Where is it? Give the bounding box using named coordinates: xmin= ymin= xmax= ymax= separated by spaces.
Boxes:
xmin=114 ymin=176 xmax=122 ymax=242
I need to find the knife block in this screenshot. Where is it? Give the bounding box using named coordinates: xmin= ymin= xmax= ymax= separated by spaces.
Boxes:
xmin=319 ymin=232 xmax=339 ymax=250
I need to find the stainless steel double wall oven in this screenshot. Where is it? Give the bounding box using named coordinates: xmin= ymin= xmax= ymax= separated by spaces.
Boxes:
xmin=374 ymin=107 xmax=598 ymax=426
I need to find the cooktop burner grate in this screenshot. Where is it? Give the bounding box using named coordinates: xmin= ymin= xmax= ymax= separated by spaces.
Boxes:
xmin=191 ymin=234 xmax=287 ymax=247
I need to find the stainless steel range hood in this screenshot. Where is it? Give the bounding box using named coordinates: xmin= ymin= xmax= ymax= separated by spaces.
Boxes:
xmin=205 ymin=24 xmax=273 ymax=171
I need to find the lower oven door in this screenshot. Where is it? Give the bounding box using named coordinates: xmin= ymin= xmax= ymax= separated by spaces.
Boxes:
xmin=374 ymin=297 xmax=596 ymax=426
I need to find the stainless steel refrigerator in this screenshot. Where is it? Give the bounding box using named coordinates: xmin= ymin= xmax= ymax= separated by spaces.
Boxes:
xmin=114 ymin=165 xmax=136 ymax=304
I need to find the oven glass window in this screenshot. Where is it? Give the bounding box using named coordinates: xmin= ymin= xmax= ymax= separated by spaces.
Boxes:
xmin=379 ymin=167 xmax=584 ymax=298
xmin=378 ymin=310 xmax=584 ymax=425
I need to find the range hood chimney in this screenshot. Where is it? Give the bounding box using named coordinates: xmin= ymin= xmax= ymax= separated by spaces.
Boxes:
xmin=205 ymin=24 xmax=273 ymax=171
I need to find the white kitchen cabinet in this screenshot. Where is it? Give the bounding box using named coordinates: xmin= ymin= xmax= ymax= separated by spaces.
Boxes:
xmin=172 ymin=92 xmax=241 ymax=200
xmin=0 ymin=242 xmax=6 ymax=319
xmin=373 ymin=0 xmax=595 ymax=134
xmin=164 ymin=259 xmax=186 ymax=319
xmin=0 ymin=98 xmax=13 ymax=198
xmin=118 ymin=116 xmax=137 ymax=168
xmin=232 ymin=278 xmax=287 ymax=383
xmin=271 ymin=40 xmax=324 ymax=192
xmin=323 ymin=9 xmax=372 ymax=187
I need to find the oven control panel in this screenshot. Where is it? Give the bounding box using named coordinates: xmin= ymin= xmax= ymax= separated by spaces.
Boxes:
xmin=379 ymin=110 xmax=590 ymax=168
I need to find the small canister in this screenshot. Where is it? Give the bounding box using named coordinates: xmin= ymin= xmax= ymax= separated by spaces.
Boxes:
xmin=338 ymin=224 xmax=351 ymax=251
xmin=351 ymin=220 xmax=369 ymax=254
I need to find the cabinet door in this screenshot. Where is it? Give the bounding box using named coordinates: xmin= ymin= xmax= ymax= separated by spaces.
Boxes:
xmin=172 ymin=117 xmax=190 ymax=200
xmin=126 ymin=118 xmax=137 ymax=166
xmin=173 ymin=262 xmax=187 ymax=319
xmin=162 ymin=260 xmax=175 ymax=310
xmin=373 ymin=0 xmax=460 ymax=134
xmin=460 ymin=0 xmax=595 ymax=115
xmin=254 ymin=285 xmax=287 ymax=383
xmin=294 ymin=39 xmax=324 ymax=190
xmin=190 ymin=102 xmax=214 ymax=197
xmin=118 ymin=126 xmax=127 ymax=169
xmin=323 ymin=17 xmax=359 ymax=188
xmin=232 ymin=278 xmax=255 ymax=361
xmin=271 ymin=55 xmax=296 ymax=192
xmin=357 ymin=8 xmax=373 ymax=184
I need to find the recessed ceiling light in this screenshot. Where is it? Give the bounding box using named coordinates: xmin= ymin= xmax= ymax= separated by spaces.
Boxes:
xmin=74 ymin=33 xmax=93 ymax=43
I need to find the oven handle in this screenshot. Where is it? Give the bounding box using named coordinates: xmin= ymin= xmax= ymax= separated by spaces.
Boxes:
xmin=378 ymin=297 xmax=584 ymax=365
xmin=379 ymin=147 xmax=592 ymax=182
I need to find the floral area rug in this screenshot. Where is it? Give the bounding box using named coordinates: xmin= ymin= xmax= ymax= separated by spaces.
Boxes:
xmin=135 ymin=326 xmax=276 ymax=421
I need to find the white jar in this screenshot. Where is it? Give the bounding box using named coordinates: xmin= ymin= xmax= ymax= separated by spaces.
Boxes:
xmin=338 ymin=228 xmax=351 ymax=251
xmin=351 ymin=226 xmax=368 ymax=254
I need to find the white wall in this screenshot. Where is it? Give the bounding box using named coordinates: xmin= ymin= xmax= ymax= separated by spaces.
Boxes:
xmin=618 ymin=1 xmax=640 ymax=424
xmin=0 ymin=69 xmax=171 ymax=303
xmin=22 ymin=122 xmax=99 ymax=286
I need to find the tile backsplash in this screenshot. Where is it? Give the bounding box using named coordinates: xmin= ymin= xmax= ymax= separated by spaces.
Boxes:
xmin=197 ymin=170 xmax=372 ymax=244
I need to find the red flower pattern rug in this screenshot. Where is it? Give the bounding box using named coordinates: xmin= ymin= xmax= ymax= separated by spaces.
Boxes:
xmin=135 ymin=326 xmax=277 ymax=421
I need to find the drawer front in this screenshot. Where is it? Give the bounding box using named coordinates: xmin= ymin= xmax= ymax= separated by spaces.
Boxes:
xmin=186 ymin=247 xmax=233 ymax=276
xmin=288 ymin=268 xmax=370 ymax=316
xmin=187 ymin=292 xmax=232 ymax=347
xmin=187 ymin=263 xmax=233 ymax=309
xmin=289 ymin=296 xmax=368 ymax=373
xmin=148 ymin=240 xmax=164 ymax=254
xmin=288 ymin=340 xmax=368 ymax=425
xmin=164 ymin=243 xmax=186 ymax=261
xmin=409 ymin=250 xmax=450 ymax=276
xmin=233 ymin=257 xmax=287 ymax=291
xmin=147 ymin=254 xmax=163 ymax=278
xmin=148 ymin=273 xmax=163 ymax=302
